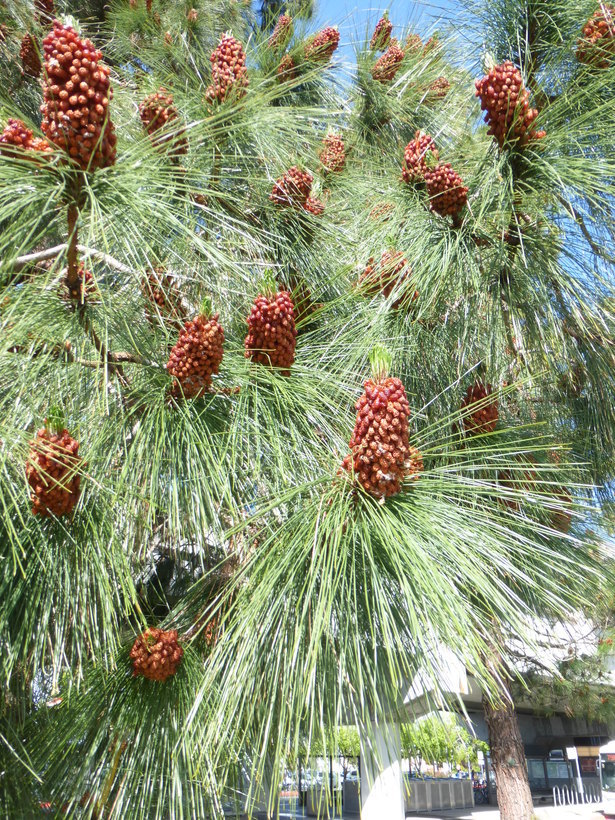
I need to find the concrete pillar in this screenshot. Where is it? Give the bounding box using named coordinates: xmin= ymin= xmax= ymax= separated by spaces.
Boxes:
xmin=360 ymin=723 xmax=405 ymax=820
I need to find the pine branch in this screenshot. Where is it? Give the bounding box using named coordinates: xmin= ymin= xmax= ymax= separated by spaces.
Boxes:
xmin=1 ymin=245 xmax=134 ymax=277
xmin=556 ymin=194 xmax=615 ymax=266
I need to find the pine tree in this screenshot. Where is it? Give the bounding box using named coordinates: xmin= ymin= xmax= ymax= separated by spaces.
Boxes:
xmin=0 ymin=1 xmax=614 ymax=818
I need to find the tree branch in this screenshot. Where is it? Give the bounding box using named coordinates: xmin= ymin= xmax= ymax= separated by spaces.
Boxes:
xmin=1 ymin=243 xmax=134 ymax=276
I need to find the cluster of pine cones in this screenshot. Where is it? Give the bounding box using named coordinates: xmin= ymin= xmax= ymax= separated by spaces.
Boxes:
xmin=245 ymin=290 xmax=297 ymax=375
xmin=27 ymin=425 xmax=83 ymax=517
xmin=130 ymin=628 xmax=183 ymax=682
xmin=269 ymin=166 xmax=324 ymax=215
xmin=577 ymin=4 xmax=615 ymax=67
xmin=401 ymin=131 xmax=468 ymax=222
xmin=40 ymin=20 xmax=116 ymax=170
xmin=475 ymin=61 xmax=545 ymax=148
xmin=461 ymin=382 xmax=498 ymax=435
xmin=205 ymin=33 xmax=248 ymax=104
xmin=139 ymin=88 xmax=187 ymax=156
xmin=0 ymin=118 xmax=50 ymax=157
xmin=319 ymin=133 xmax=346 ymax=174
xmin=342 ymin=376 xmax=421 ymax=498
xmin=358 ymin=251 xmax=417 ymax=309
xmin=167 ymin=312 xmax=225 ymax=398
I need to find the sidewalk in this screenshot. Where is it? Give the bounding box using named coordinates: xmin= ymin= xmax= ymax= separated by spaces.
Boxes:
xmin=407 ymin=803 xmax=604 ymax=819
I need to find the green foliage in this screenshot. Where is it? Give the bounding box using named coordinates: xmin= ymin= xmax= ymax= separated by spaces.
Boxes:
xmin=401 ymin=713 xmax=489 ymax=771
xmin=0 ymin=0 xmax=614 ymax=815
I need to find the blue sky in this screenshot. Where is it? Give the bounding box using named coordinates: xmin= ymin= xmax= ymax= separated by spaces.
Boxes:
xmin=305 ymin=0 xmax=468 ymax=61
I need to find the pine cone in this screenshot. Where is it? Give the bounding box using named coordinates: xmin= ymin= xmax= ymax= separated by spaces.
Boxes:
xmin=204 ymin=33 xmax=249 ymax=104
xmin=139 ymin=88 xmax=187 ymax=156
xmin=369 ymin=201 xmax=394 ymax=221
xmin=404 ymin=33 xmax=423 ymax=53
xmin=319 ymin=133 xmax=346 ymax=173
xmin=26 ymin=425 xmax=83 ymax=517
xmin=428 ymin=75 xmax=450 ymax=100
xmin=268 ymin=13 xmax=293 ymax=50
xmin=401 ymin=131 xmax=439 ymax=184
xmin=143 ymin=268 xmax=181 ymax=322
xmin=167 ymin=312 xmax=224 ymax=398
xmin=67 ymin=264 xmax=99 ymax=303
xmin=277 ymin=53 xmax=297 ymax=81
xmin=40 ymin=20 xmax=117 ymax=170
xmin=370 ymin=14 xmax=392 ymax=51
xmin=303 ymin=195 xmax=324 ymax=215
xmin=371 ymin=40 xmax=404 ymax=83
xmin=304 ymin=26 xmax=340 ymax=62
xmin=20 ymin=33 xmax=41 ymax=77
xmin=341 ymin=376 xmax=418 ymax=498
xmin=577 ymin=5 xmax=615 ymax=67
xmin=460 ymin=381 xmax=498 ymax=435
xmin=424 ymin=162 xmax=468 ymax=221
xmin=245 ymin=290 xmax=297 ymax=375
xmin=475 ymin=61 xmax=545 ymax=148
xmin=130 ymin=628 xmax=183 ymax=682
xmin=0 ymin=118 xmax=51 ymax=158
xmin=187 ymin=8 xmax=198 ymax=22
xmin=358 ymin=251 xmax=417 ymax=309
xmin=270 ymin=166 xmax=313 ymax=208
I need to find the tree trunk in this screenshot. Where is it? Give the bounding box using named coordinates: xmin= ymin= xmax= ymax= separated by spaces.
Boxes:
xmin=483 ymin=682 xmax=534 ymax=820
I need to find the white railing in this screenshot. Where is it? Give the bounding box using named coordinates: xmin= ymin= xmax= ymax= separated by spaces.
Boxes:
xmin=552 ymin=783 xmax=601 ymax=806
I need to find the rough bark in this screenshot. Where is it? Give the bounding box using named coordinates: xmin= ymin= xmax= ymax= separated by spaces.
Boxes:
xmin=483 ymin=680 xmax=534 ymax=820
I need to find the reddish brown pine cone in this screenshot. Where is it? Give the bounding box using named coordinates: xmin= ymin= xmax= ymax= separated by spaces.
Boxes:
xmin=370 ymin=14 xmax=393 ymax=51
xmin=270 ymin=166 xmax=313 ymax=208
xmin=358 ymin=251 xmax=417 ymax=309
xmin=187 ymin=8 xmax=198 ymax=22
xmin=369 ymin=201 xmax=394 ymax=221
xmin=371 ymin=39 xmax=404 ymax=83
xmin=429 ymin=75 xmax=450 ymax=99
xmin=460 ymin=381 xmax=498 ymax=435
xmin=143 ymin=268 xmax=181 ymax=321
xmin=404 ymin=33 xmax=423 ymax=53
xmin=341 ymin=376 xmax=415 ymax=498
xmin=130 ymin=628 xmax=183 ymax=682
xmin=167 ymin=312 xmax=224 ymax=398
xmin=204 ymin=33 xmax=249 ymax=104
xmin=26 ymin=426 xmax=83 ymax=517
xmin=303 ymin=195 xmax=324 ymax=215
xmin=20 ymin=33 xmax=42 ymax=77
xmin=40 ymin=20 xmax=117 ymax=171
xmin=577 ymin=5 xmax=615 ymax=67
xmin=0 ymin=118 xmax=51 ymax=157
xmin=67 ymin=264 xmax=99 ymax=303
xmin=319 ymin=133 xmax=346 ymax=174
xmin=424 ymin=162 xmax=468 ymax=221
xmin=139 ymin=88 xmax=187 ymax=156
xmin=277 ymin=53 xmax=297 ymax=81
xmin=304 ymin=26 xmax=340 ymax=62
xmin=268 ymin=13 xmax=293 ymax=50
xmin=401 ymin=130 xmax=439 ymax=184
xmin=475 ymin=61 xmax=545 ymax=148
xmin=244 ymin=290 xmax=297 ymax=375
